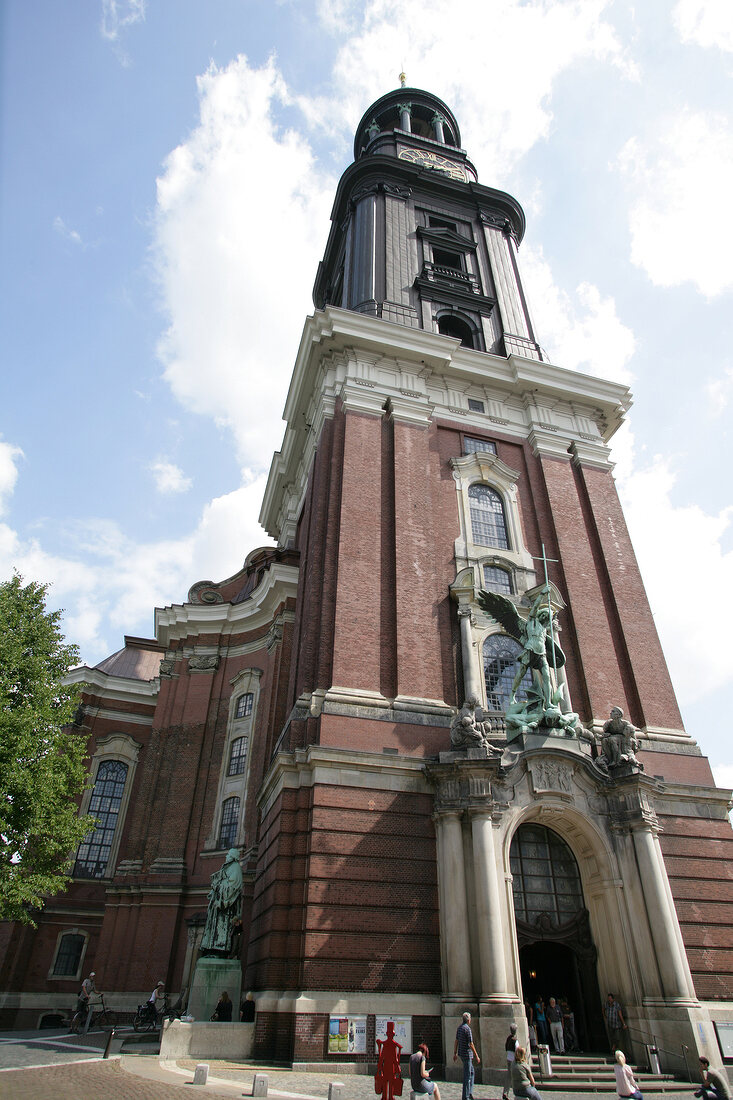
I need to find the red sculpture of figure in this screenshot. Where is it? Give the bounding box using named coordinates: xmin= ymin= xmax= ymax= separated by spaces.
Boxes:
xmin=375 ymin=1020 xmax=404 ymax=1100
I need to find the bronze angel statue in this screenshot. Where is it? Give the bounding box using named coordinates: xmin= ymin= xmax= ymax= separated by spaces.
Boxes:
xmin=477 ymin=584 xmax=579 ymax=737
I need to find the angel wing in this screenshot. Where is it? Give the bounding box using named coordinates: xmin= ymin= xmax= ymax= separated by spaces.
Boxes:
xmin=477 ymin=590 xmax=524 ymax=643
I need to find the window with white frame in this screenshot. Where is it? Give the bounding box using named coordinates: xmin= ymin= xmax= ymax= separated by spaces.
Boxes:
xmin=228 ymin=737 xmax=248 ymax=776
xmin=207 ymin=667 xmax=262 ymax=852
xmin=235 ymin=692 xmax=253 ymax=718
xmin=464 ymin=435 xmax=495 ymax=454
xmin=74 ymin=759 xmax=129 ymax=879
xmin=72 ymin=733 xmax=141 ymax=881
xmin=483 ymin=564 xmax=512 ymax=595
xmin=469 ymin=484 xmax=509 ymax=549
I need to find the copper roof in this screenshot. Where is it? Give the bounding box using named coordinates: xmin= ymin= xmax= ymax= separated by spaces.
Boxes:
xmin=95 ymin=638 xmax=164 ymax=681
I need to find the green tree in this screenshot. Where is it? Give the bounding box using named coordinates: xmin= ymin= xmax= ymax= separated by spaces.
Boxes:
xmin=0 ymin=573 xmax=93 ymax=923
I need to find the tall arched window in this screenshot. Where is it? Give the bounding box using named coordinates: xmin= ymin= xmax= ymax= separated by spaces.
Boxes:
xmin=52 ymin=932 xmax=85 ymax=976
xmin=469 ymin=484 xmax=509 ymax=548
xmin=483 ymin=634 xmax=531 ymax=711
xmin=73 ymin=760 xmax=129 ymax=879
xmin=438 ymin=314 xmax=475 ymax=348
xmin=510 ymin=824 xmax=584 ymax=925
xmin=218 ymin=796 xmax=240 ymax=850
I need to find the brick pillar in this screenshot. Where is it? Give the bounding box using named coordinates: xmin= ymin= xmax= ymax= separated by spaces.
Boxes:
xmin=572 ymin=453 xmax=684 ymax=731
xmin=331 ymin=399 xmax=385 ymax=693
xmin=391 ymin=398 xmax=445 ymax=701
xmin=538 ymin=453 xmax=630 ymax=719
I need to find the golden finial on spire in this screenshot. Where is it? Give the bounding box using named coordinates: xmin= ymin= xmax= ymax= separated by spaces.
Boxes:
xmin=399 ymin=69 xmax=406 ymax=88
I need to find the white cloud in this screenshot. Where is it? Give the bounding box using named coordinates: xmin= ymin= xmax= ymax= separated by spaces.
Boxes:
xmin=0 ymin=440 xmax=24 ymax=517
xmin=153 ymin=54 xmax=335 ymax=473
xmin=309 ymin=0 xmax=636 ymax=182
xmin=616 ymin=444 xmax=733 ymax=708
xmin=673 ymin=0 xmax=733 ymax=52
xmin=706 ymin=365 xmax=733 ymax=415
xmin=53 ymin=216 xmax=83 ymax=246
xmin=617 ymin=110 xmax=733 ymax=297
xmin=519 ymin=245 xmax=635 ymax=382
xmin=100 ymin=0 xmax=145 ymax=42
xmin=149 ymin=460 xmax=192 ymax=494
xmin=0 ymin=478 xmax=272 ymax=663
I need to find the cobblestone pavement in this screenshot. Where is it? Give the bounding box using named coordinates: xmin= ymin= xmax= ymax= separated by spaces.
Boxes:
xmin=0 ymin=1031 xmax=706 ymax=1100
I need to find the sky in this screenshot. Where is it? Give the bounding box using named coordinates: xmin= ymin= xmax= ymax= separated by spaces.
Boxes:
xmin=1 ymin=0 xmax=732 ymax=784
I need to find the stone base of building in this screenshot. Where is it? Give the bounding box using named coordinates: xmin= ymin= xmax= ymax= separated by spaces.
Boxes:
xmin=160 ymin=1019 xmax=254 ymax=1060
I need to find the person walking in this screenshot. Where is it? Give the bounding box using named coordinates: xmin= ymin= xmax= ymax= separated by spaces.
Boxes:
xmin=511 ymin=1046 xmax=542 ymax=1100
xmin=546 ymin=998 xmax=564 ymax=1054
xmin=410 ymin=1042 xmax=441 ymax=1100
xmin=603 ymin=994 xmax=628 ymax=1055
xmin=560 ymin=998 xmax=578 ymax=1052
xmin=502 ymin=1023 xmax=519 ymax=1100
xmin=613 ymin=1051 xmax=643 ymax=1099
xmin=694 ymin=1057 xmax=731 ymax=1099
xmin=147 ymin=980 xmax=166 ymax=1024
xmin=454 ymin=1011 xmax=480 ymax=1100
xmin=70 ymin=971 xmax=97 ymax=1033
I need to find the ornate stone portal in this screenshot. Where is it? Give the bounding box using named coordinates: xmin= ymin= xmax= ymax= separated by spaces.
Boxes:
xmin=425 ymin=738 xmax=710 ymax=1073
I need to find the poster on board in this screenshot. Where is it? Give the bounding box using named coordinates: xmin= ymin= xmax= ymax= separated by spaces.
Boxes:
xmin=374 ymin=1015 xmax=412 ymax=1054
xmin=328 ymin=1015 xmax=367 ymax=1054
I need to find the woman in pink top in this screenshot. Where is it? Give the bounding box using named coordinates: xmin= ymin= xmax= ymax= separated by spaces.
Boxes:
xmin=614 ymin=1050 xmax=643 ymax=1099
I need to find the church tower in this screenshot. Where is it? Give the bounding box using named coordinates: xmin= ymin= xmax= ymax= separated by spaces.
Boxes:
xmin=254 ymin=83 xmax=732 ymax=1069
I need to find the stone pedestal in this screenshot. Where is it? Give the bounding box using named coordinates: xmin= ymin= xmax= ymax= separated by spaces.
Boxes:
xmin=188 ymin=956 xmax=242 ymax=1023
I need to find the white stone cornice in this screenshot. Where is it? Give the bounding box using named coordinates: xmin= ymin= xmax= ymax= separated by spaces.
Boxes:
xmin=386 ymin=392 xmax=434 ymax=425
xmin=528 ymin=427 xmax=572 ymax=460
xmin=570 ymin=439 xmax=614 ymax=469
xmin=65 ymin=665 xmax=159 ymax=704
xmin=153 ymin=563 xmax=299 ymax=646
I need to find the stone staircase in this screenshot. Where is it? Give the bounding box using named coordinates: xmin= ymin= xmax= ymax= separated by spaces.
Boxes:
xmin=533 ymin=1053 xmax=683 ymax=1093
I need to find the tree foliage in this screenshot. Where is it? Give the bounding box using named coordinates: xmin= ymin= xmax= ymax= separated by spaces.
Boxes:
xmin=0 ymin=573 xmax=94 ymax=923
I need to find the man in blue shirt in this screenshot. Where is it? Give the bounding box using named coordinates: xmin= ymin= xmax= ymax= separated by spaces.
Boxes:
xmin=453 ymin=1012 xmax=481 ymax=1100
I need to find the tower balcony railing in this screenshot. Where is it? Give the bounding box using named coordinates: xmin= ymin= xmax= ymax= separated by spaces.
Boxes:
xmin=419 ymin=261 xmax=481 ymax=293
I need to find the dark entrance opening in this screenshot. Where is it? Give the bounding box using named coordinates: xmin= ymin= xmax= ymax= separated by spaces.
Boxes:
xmin=511 ymin=823 xmax=607 ymax=1052
xmin=519 ymin=939 xmax=604 ymax=1052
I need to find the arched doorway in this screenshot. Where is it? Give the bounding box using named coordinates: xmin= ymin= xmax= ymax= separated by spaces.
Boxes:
xmin=511 ymin=822 xmax=606 ymax=1051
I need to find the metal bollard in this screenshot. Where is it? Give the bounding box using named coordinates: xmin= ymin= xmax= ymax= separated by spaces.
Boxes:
xmin=193 ymin=1063 xmax=210 ymax=1085
xmin=253 ymin=1072 xmax=269 ymax=1096
xmin=103 ymin=1028 xmax=115 ymax=1059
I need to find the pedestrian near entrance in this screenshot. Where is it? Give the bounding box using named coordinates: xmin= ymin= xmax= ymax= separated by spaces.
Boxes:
xmin=614 ymin=1050 xmax=643 ymax=1099
xmin=454 ymin=1011 xmax=480 ymax=1100
xmin=533 ymin=999 xmax=549 ymax=1045
xmin=502 ymin=1023 xmax=519 ymax=1100
xmin=511 ymin=1046 xmax=542 ymax=1100
xmin=604 ymin=994 xmax=628 ymax=1055
xmin=70 ymin=971 xmax=97 ymax=1033
xmin=410 ymin=1042 xmax=441 ymax=1100
xmin=694 ymin=1057 xmax=731 ymax=1099
xmin=546 ymin=998 xmax=564 ymax=1053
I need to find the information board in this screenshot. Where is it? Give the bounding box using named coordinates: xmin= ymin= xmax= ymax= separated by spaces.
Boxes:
xmin=375 ymin=1015 xmax=412 ymax=1055
xmin=328 ymin=1015 xmax=367 ymax=1054
xmin=714 ymin=1021 xmax=733 ymax=1060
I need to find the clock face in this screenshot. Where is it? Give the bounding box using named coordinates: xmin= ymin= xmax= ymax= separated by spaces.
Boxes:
xmin=398 ymin=147 xmax=466 ymax=181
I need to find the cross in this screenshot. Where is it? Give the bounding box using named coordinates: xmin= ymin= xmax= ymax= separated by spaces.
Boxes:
xmin=532 ymin=542 xmax=560 ymax=685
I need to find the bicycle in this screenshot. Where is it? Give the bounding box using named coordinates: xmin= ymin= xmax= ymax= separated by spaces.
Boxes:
xmin=133 ymin=998 xmax=164 ymax=1032
xmin=70 ymin=993 xmax=116 ymax=1032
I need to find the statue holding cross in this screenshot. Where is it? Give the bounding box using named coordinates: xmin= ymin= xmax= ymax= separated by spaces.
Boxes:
xmin=477 ymin=545 xmax=581 ymax=738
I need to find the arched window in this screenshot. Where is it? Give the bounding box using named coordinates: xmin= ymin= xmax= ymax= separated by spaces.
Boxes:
xmin=483 ymin=634 xmax=531 ymax=711
xmin=52 ymin=932 xmax=85 ymax=977
xmin=510 ymin=823 xmax=584 ymax=925
xmin=235 ymin=692 xmax=253 ymax=719
xmin=228 ymin=737 xmax=248 ymax=777
xmin=483 ymin=564 xmax=512 ymax=595
xmin=218 ymin=796 xmax=240 ymax=850
xmin=438 ymin=314 xmax=475 ymax=348
xmin=469 ymin=484 xmax=509 ymax=548
xmin=73 ymin=760 xmax=128 ymax=879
